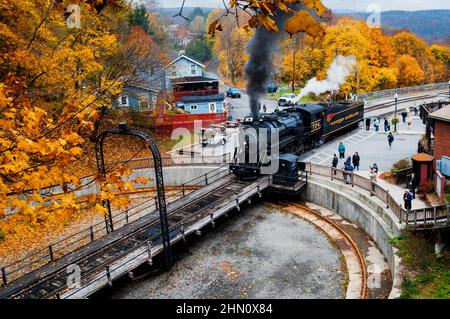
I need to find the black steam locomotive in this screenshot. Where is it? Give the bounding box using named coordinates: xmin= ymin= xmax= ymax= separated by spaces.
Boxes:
xmin=230 ymin=101 xmax=364 ymax=194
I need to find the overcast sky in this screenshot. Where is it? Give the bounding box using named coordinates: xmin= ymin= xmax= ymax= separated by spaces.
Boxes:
xmin=157 ymin=0 xmax=450 ymax=11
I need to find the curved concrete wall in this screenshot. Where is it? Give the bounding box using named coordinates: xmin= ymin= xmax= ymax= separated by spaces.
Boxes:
xmin=301 ymin=176 xmax=404 ymax=299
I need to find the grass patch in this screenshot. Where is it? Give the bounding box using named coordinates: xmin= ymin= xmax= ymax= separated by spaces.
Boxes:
xmin=392 ymin=231 xmax=450 ymax=299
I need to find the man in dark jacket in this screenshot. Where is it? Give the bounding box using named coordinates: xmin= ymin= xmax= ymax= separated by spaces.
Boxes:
xmin=332 ymin=154 xmax=338 ymax=175
xmin=352 ymin=152 xmax=360 ymax=171
xmin=387 ymin=132 xmax=394 ymax=149
xmin=410 ymin=173 xmax=418 ymax=199
xmin=403 ymin=190 xmax=413 ymax=210
xmin=365 ymin=118 xmax=371 ymax=131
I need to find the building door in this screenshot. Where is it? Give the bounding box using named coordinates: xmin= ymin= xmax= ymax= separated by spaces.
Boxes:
xmin=209 ymin=103 xmax=216 ymax=113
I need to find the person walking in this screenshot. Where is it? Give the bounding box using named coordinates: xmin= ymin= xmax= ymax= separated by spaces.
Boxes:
xmin=387 ymin=132 xmax=394 ymax=149
xmin=352 ymin=152 xmax=360 ymax=171
xmin=373 ymin=117 xmax=380 ymax=132
xmin=384 ymin=118 xmax=389 ymax=132
xmin=403 ymin=189 xmax=413 ymax=210
xmin=338 ymin=142 xmax=346 ymax=159
xmin=410 ymin=173 xmax=418 ymax=199
xmin=401 ymin=109 xmax=408 ymax=123
xmin=365 ymin=118 xmax=371 ymax=131
xmin=263 ymin=105 xmax=267 ymax=113
xmin=332 ymin=154 xmax=339 ymax=175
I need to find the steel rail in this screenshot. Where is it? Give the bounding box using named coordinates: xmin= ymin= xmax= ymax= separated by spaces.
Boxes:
xmin=285 ymin=203 xmax=368 ymax=300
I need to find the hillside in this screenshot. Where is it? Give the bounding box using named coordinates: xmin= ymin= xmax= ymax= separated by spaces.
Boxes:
xmin=338 ymin=10 xmax=450 ymax=44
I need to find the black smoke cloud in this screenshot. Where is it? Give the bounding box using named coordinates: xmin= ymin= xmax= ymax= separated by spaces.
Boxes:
xmin=245 ymin=5 xmax=302 ymax=120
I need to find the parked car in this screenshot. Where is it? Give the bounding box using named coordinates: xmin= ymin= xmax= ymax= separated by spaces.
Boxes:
xmin=278 ymin=93 xmax=300 ymax=106
xmin=226 ymin=88 xmax=242 ymax=98
xmin=267 ymin=85 xmax=278 ymax=93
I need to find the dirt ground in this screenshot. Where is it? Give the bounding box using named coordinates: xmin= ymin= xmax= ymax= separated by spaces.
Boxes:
xmin=103 ymin=201 xmax=346 ymax=299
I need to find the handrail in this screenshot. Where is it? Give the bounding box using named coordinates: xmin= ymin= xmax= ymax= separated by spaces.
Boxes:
xmin=4 ymin=169 xmax=242 ymax=299
xmin=0 ymin=164 xmax=231 ymax=286
xmin=306 ymin=162 xmax=450 ymax=231
xmin=47 ymin=176 xmax=270 ymax=299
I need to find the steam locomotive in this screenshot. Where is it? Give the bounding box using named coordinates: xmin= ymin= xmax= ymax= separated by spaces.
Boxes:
xmin=230 ymin=101 xmax=365 ymax=194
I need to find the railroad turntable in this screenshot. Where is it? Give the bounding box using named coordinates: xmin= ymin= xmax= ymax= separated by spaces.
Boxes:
xmin=98 ymin=201 xmax=391 ymax=299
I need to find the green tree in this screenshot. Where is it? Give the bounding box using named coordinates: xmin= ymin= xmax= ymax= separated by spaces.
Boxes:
xmin=185 ymin=39 xmax=212 ymax=62
xmin=189 ymin=7 xmax=205 ymax=21
xmin=128 ymin=4 xmax=150 ymax=34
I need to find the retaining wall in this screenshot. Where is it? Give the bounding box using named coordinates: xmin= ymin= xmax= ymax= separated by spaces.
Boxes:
xmin=301 ymin=175 xmax=405 ymax=299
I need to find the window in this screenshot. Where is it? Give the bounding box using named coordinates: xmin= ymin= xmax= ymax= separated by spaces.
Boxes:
xmin=209 ymin=103 xmax=216 ymax=113
xmin=191 ymin=64 xmax=196 ymax=75
xmin=190 ymin=104 xmax=198 ymax=110
xmin=149 ymin=66 xmax=156 ymax=76
xmin=119 ymin=95 xmax=129 ymax=107
xmin=171 ymin=66 xmax=177 ymax=77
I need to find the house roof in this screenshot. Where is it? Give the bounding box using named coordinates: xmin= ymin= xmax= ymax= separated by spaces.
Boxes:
xmin=164 ymin=54 xmax=205 ymax=69
xmin=181 ymin=94 xmax=225 ymax=104
xmin=171 ymin=76 xmax=219 ymax=84
xmin=428 ymin=105 xmax=450 ymax=123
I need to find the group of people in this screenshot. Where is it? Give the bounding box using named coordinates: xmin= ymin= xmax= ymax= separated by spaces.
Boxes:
xmin=330 ymin=135 xmax=420 ymax=211
xmin=365 ymin=117 xmax=393 ymax=132
xmin=332 ymin=142 xmax=362 ymax=183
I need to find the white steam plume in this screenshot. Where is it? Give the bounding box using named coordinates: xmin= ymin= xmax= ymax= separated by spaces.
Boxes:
xmin=299 ymin=55 xmax=357 ymax=98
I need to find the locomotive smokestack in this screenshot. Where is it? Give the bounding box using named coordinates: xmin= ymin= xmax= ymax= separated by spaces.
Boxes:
xmin=245 ymin=5 xmax=301 ymax=120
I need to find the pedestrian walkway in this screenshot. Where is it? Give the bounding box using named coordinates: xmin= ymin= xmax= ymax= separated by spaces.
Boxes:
xmin=356 ymin=171 xmax=432 ymax=210
xmin=303 ymin=129 xmax=376 ymax=164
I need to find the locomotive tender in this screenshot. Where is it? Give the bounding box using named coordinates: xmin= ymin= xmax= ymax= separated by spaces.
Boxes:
xmin=230 ymin=101 xmax=364 ymax=194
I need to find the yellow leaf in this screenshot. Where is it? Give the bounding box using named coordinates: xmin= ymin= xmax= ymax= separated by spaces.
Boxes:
xmin=285 ymin=10 xmax=324 ymax=37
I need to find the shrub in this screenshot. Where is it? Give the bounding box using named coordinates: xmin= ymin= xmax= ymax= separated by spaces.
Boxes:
xmin=391 ymin=158 xmax=412 ymax=175
xmin=401 ymin=278 xmax=420 ymax=299
xmin=391 ymin=117 xmax=400 ymax=127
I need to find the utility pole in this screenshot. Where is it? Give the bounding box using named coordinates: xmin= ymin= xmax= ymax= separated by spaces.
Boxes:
xmin=291 ymin=35 xmax=296 ymax=93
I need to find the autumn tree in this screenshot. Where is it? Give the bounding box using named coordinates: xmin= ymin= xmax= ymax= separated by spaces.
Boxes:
xmin=189 ymin=16 xmax=206 ymax=34
xmin=0 ymin=0 xmax=158 ymax=226
xmin=395 ymin=55 xmax=425 ymax=87
xmin=212 ymin=14 xmax=252 ymax=85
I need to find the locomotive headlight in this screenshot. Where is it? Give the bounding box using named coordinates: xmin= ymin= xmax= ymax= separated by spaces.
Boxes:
xmin=243 ymin=141 xmax=248 ymax=146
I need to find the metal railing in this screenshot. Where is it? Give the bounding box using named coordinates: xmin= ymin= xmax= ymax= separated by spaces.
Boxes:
xmin=4 ymin=171 xmax=266 ymax=299
xmin=0 ymin=164 xmax=231 ymax=287
xmin=55 ymin=175 xmax=271 ymax=300
xmin=306 ymin=163 xmax=450 ymax=231
xmin=357 ymin=82 xmax=448 ymax=101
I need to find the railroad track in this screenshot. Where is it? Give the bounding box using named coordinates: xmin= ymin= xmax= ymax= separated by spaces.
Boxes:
xmin=1 ymin=176 xmax=252 ymax=299
xmin=281 ymin=203 xmax=367 ymax=299
xmin=365 ymin=91 xmax=446 ymax=114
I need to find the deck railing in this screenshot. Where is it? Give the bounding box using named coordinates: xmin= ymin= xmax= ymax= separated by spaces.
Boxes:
xmin=0 ymin=163 xmax=231 ymax=287
xmin=305 ymin=162 xmax=450 ymax=231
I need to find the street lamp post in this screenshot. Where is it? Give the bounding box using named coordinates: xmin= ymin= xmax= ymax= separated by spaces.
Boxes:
xmin=394 ymin=92 xmax=399 ymax=133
